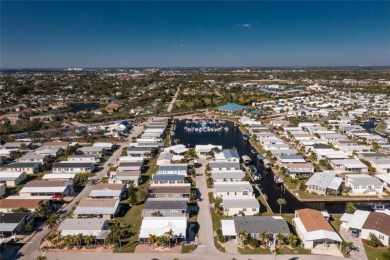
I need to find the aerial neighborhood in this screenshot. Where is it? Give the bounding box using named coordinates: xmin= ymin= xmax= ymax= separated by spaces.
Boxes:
xmin=0 ymin=68 xmax=390 ymax=260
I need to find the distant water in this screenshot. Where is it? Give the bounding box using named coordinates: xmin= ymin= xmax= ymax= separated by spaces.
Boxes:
xmin=71 ymin=103 xmax=101 ymax=113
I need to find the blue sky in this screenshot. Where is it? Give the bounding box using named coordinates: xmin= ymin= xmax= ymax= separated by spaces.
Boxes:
xmin=1 ymin=1 xmax=390 ymax=68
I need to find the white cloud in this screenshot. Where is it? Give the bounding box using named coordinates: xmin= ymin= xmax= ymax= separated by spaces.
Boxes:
xmin=236 ymin=23 xmax=251 ymax=28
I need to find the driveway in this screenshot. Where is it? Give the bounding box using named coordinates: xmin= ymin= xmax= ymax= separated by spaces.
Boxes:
xmin=340 ymin=227 xmax=368 ymax=260
xmin=311 ymin=244 xmax=344 ymax=257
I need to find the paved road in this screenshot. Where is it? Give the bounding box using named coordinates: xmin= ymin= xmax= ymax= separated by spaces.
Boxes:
xmin=18 ymin=124 xmax=146 ymax=260
xmin=192 ymin=156 xmax=223 ymax=256
xmin=167 ymin=87 xmax=180 ymax=113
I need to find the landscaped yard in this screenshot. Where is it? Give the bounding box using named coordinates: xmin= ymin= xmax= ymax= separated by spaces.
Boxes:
xmin=329 ymin=214 xmax=343 ymax=233
xmin=363 ymin=244 xmax=389 ymax=260
xmin=181 ymin=244 xmax=198 ymax=253
xmin=238 ymin=246 xmax=271 ymax=254
xmin=279 ymin=245 xmax=311 ymax=254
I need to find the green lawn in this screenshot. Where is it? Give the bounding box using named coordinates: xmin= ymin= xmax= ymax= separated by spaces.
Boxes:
xmin=330 ymin=214 xmax=343 ymax=233
xmin=181 ymin=244 xmax=198 ymax=253
xmin=279 ymin=245 xmax=311 ymax=254
xmin=364 ymin=244 xmax=389 ymax=260
xmin=238 ymin=246 xmax=271 ymax=254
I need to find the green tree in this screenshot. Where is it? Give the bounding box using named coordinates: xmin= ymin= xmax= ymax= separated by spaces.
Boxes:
xmin=12 ymin=207 xmax=30 ymax=213
xmin=128 ymin=186 xmax=138 ymax=205
xmin=368 ymin=233 xmax=381 ymax=248
xmin=148 ymin=234 xmax=157 ymax=248
xmin=45 ymin=214 xmax=60 ymax=229
xmin=345 ymin=202 xmax=357 ymax=214
xmin=277 ymin=198 xmax=286 ymax=214
xmin=24 ymin=224 xmax=33 ymax=232
xmin=164 ymin=228 xmax=175 ymax=247
xmin=238 ymin=230 xmax=248 ymax=245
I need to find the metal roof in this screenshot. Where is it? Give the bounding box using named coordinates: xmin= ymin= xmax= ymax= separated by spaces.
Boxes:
xmin=233 ymin=216 xmax=290 ymax=234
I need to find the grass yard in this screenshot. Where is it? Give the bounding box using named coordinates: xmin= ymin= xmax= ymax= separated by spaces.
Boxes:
xmin=329 ymin=214 xmax=343 ymax=233
xmin=363 ymin=244 xmax=389 ymax=260
xmin=238 ymin=246 xmax=271 ymax=254
xmin=181 ymin=244 xmax=198 ymax=253
xmin=279 ymin=245 xmax=311 ymax=254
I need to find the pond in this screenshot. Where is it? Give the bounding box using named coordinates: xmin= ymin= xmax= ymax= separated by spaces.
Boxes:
xmin=70 ymin=103 xmax=101 ymax=113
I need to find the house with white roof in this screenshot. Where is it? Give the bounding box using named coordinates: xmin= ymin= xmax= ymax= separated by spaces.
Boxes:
xmin=157 ymin=152 xmax=174 ymax=165
xmin=89 ymin=183 xmax=126 ymax=200
xmin=138 ymin=217 xmax=187 ymax=243
xmin=0 ymin=171 xmax=27 ymax=186
xmin=305 ymin=171 xmax=342 ymax=196
xmin=73 ymin=198 xmax=120 ymax=220
xmin=330 ymin=159 xmax=368 ymax=173
xmin=345 ymin=174 xmax=383 ymax=195
xmin=195 ymin=144 xmax=222 ymax=155
xmin=222 ymin=196 xmax=260 ymax=216
xmin=369 ymin=159 xmax=390 ymax=174
xmin=214 ymin=149 xmax=240 ymax=162
xmin=156 ymin=164 xmax=187 ymax=176
xmin=214 ymin=182 xmax=254 ymax=198
xmin=163 ymin=144 xmax=188 ymax=155
xmin=58 ymin=218 xmax=110 ymax=240
xmin=19 ymin=180 xmax=74 ymax=198
xmin=376 ymin=174 xmax=390 ymax=189
xmin=211 ymin=170 xmax=245 ymax=182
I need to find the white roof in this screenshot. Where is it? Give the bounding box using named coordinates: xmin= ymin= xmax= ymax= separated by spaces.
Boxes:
xmin=223 ymin=197 xmax=260 ymax=208
xmin=89 ymin=189 xmax=122 ymax=197
xmin=92 ymin=142 xmax=113 ymax=148
xmin=20 ymin=186 xmax=68 ymax=193
xmin=376 ymin=174 xmax=390 ymax=184
xmin=340 ymin=213 xmax=353 ymax=223
xmin=0 ymin=171 xmax=25 ymax=180
xmin=346 ymin=210 xmax=370 ymax=230
xmin=221 ymin=219 xmax=236 ymax=236
xmin=139 ymin=217 xmax=187 ymax=239
xmin=42 ymin=173 xmax=76 ymax=180
xmin=6 ymin=195 xmax=53 ymax=200
xmin=58 ymin=218 xmax=109 ymax=239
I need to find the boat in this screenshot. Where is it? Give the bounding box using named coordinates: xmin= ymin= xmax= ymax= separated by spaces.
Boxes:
xmin=242 ymin=134 xmax=249 ymax=140
xmin=275 ymin=177 xmax=284 ymax=184
xmin=251 ymin=148 xmax=257 ymax=154
xmin=257 ymin=153 xmax=265 ymax=160
xmin=248 ymin=165 xmax=257 ymax=174
xmin=242 ymin=155 xmax=252 ymax=164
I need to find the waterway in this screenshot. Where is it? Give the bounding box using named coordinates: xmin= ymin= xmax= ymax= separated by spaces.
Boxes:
xmin=71 ymin=103 xmax=101 ymax=113
xmin=174 ymin=119 xmax=390 ymax=214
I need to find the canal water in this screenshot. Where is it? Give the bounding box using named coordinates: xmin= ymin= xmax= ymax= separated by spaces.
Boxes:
xmin=174 ymin=119 xmax=389 ymax=214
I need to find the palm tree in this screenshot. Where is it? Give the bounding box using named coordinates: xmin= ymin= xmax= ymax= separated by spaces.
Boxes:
xmin=24 ymin=224 xmax=33 ymax=232
xmin=164 ymin=228 xmax=175 ymax=247
xmin=287 ymin=233 xmax=298 ymax=247
xmin=277 ymin=198 xmax=286 ymax=214
xmin=342 ymin=241 xmax=354 ymax=254
xmin=75 ymin=233 xmax=83 ymax=247
xmin=237 ymin=230 xmax=248 ymax=245
xmin=138 ymin=187 xmax=149 ymax=202
xmin=156 ymin=235 xmax=165 ymax=247
xmin=276 ymin=233 xmax=285 ymax=246
xmin=261 ymin=231 xmax=269 ymax=246
xmin=37 ymin=256 xmax=47 ymax=260
xmin=45 ymin=214 xmax=60 ymax=229
xmin=84 ymin=235 xmax=94 ymax=248
xmin=148 ymin=234 xmax=157 ymax=248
